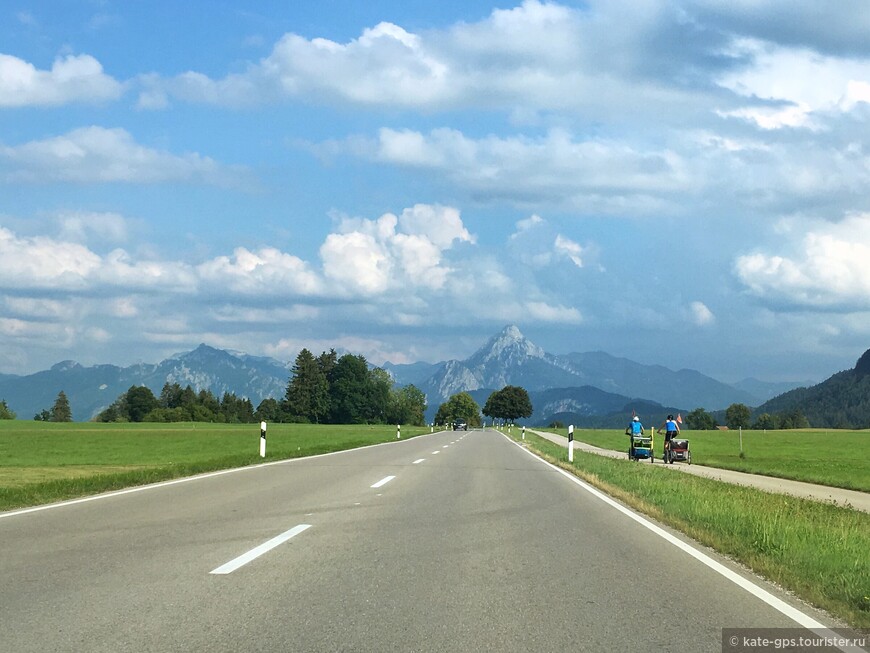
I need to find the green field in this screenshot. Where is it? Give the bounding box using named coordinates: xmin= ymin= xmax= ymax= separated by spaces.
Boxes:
xmin=508 ymin=429 xmax=870 ymax=629
xmin=0 ymin=421 xmax=430 ymax=510
xmin=538 ymin=427 xmax=870 ymax=492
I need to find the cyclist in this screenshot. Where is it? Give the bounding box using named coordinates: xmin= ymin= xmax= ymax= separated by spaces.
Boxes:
xmin=658 ymin=414 xmax=680 ymax=463
xmin=626 ymin=415 xmax=644 ymax=458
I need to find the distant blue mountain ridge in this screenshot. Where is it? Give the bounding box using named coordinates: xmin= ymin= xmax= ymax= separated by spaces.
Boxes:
xmin=0 ymin=326 xmax=806 ymax=422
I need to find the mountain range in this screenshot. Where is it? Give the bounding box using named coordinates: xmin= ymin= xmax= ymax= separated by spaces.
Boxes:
xmin=749 ymin=347 xmax=870 ymax=429
xmin=0 ymin=325 xmax=806 ymax=423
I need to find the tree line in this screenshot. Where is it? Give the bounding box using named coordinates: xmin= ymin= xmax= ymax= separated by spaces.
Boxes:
xmin=684 ymin=403 xmax=809 ymax=430
xmin=91 ymin=349 xmax=428 ymax=425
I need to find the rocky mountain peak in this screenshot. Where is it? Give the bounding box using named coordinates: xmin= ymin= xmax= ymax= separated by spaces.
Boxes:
xmin=471 ymin=325 xmax=545 ymax=364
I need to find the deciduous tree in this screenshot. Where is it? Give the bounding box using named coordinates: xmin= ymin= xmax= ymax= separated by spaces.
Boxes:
xmin=725 ymin=403 xmax=751 ymax=430
xmin=483 ymin=385 xmax=533 ymax=424
xmin=686 ymin=407 xmax=716 ymax=430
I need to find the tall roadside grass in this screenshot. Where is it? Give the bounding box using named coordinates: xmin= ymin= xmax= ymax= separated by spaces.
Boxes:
xmin=512 ymin=430 xmax=870 ymax=629
xmin=0 ymin=421 xmax=430 ymax=512
xmin=537 ymin=427 xmax=870 ymax=492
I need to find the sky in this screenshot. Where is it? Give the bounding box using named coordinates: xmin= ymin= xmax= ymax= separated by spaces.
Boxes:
xmin=2 ymin=0 xmax=870 ymax=384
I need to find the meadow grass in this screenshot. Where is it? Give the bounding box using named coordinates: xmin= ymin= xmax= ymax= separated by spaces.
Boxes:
xmin=0 ymin=421 xmax=430 ymax=511
xmin=511 ymin=430 xmax=870 ymax=629
xmin=537 ymin=427 xmax=870 ymax=492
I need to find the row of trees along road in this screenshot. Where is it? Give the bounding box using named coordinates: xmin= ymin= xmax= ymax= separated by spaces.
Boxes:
xmin=434 ymin=385 xmax=533 ymax=427
xmin=685 ymin=403 xmax=810 ymax=430
xmin=94 ymin=349 xmax=427 ymax=425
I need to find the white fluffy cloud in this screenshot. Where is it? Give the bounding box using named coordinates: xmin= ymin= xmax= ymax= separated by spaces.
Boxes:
xmin=320 ymin=206 xmax=473 ymax=295
xmin=130 ymin=0 xmax=722 ymax=120
xmin=735 ymin=214 xmax=870 ymax=309
xmin=197 ymin=247 xmax=324 ymax=296
xmin=0 ymin=205 xmax=477 ymax=301
xmin=0 ymin=127 xmax=236 ymax=185
xmin=508 ymin=215 xmax=589 ymax=269
xmin=0 ymin=53 xmax=123 ymax=106
xmin=717 ymin=39 xmax=870 ymax=129
xmin=373 ymin=128 xmax=687 ymax=212
xmin=689 ymin=301 xmax=715 ymax=326
xmin=0 ymin=226 xmax=102 ymax=289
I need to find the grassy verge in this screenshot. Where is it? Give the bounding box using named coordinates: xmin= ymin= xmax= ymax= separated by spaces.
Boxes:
xmin=536 ymin=427 xmax=870 ymax=492
xmin=510 ymin=430 xmax=870 ymax=629
xmin=0 ymin=421 xmax=431 ymax=512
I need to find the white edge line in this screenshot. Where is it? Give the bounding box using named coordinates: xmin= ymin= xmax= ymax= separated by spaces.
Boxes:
xmin=210 ymin=524 xmax=311 ymax=575
xmin=1 ymin=433 xmax=435 ymax=520
xmin=501 ymin=432 xmax=831 ymax=633
xmin=371 ymin=475 xmax=395 ymax=489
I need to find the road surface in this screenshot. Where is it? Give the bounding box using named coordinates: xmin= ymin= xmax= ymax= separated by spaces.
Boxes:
xmin=0 ymin=429 xmax=849 ymax=652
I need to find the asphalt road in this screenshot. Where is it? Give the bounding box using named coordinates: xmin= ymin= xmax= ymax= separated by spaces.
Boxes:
xmin=0 ymin=429 xmax=845 ymax=652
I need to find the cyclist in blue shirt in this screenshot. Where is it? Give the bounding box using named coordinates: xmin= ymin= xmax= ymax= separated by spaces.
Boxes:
xmin=658 ymin=414 xmax=680 ymax=463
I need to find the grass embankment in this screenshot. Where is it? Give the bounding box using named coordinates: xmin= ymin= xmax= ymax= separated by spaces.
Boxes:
xmin=0 ymin=421 xmax=430 ymax=512
xmin=509 ymin=430 xmax=870 ymax=629
xmin=538 ymin=427 xmax=870 ymax=492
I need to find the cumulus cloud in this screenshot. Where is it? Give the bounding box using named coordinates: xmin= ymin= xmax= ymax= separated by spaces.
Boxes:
xmin=554 ymin=235 xmax=584 ymax=268
xmin=525 ymin=301 xmax=582 ymax=323
xmin=0 ymin=226 xmax=102 ymax=289
xmin=508 ymin=215 xmax=589 ymax=269
xmin=320 ymin=206 xmax=473 ymax=295
xmin=717 ymin=39 xmax=870 ymax=129
xmin=373 ymin=128 xmax=688 ymax=212
xmin=197 ymin=247 xmax=324 ymax=296
xmin=0 ymin=226 xmax=194 ymax=292
xmin=689 ymin=301 xmax=715 ymax=326
xmin=138 ymin=19 xmax=453 ymax=109
xmin=121 ymin=0 xmax=870 ymax=224
xmin=734 ymin=214 xmax=870 ymax=309
xmin=0 ymin=127 xmax=240 ymax=185
xmin=131 ymin=0 xmax=736 ymax=120
xmin=0 ymin=53 xmax=123 ymax=107
xmin=0 ymin=205 xmax=477 ymax=302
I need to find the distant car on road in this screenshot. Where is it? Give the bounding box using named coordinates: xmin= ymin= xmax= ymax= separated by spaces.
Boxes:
xmin=453 ymin=419 xmax=468 ymax=431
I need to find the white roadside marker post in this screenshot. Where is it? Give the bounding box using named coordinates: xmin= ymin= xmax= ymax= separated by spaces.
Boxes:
xmin=260 ymin=421 xmax=267 ymax=458
xmin=522 ymin=425 xmax=525 ymax=440
xmin=568 ymin=424 xmax=574 ymax=462
xmin=397 ymin=424 xmax=401 ymax=439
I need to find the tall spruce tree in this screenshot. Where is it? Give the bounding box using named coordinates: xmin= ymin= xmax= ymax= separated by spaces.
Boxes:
xmin=51 ymin=391 xmax=73 ymax=422
xmin=0 ymin=399 xmax=17 ymax=420
xmin=286 ymin=348 xmax=330 ymax=423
